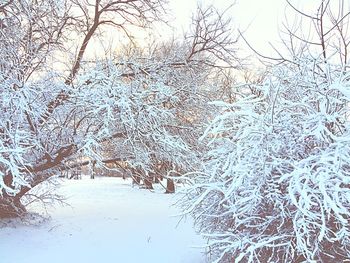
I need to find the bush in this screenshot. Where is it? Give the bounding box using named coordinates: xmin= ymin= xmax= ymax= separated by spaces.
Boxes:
xmin=182 ymin=58 xmax=350 ymax=262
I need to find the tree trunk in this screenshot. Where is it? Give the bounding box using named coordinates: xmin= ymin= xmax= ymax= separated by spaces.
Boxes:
xmin=0 ymin=174 xmax=26 ymax=218
xmin=0 ymin=197 xmax=26 ymax=218
xmin=154 ymin=175 xmax=160 ymax=184
xmin=143 ymin=176 xmax=154 ymax=190
xmin=132 ymin=173 xmax=141 ymax=185
xmin=165 ymin=178 xmax=175 ymax=193
xmin=91 ymin=161 xmax=96 ymax=179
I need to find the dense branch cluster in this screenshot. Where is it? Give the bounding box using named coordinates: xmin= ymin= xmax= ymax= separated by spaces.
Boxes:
xmin=180 ymin=1 xmax=350 ymax=262
xmin=0 ymin=0 xmax=228 ymax=216
xmin=182 ymin=57 xmax=350 ymax=262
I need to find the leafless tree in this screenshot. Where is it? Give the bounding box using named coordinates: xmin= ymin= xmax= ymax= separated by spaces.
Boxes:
xmin=186 ymin=4 xmax=239 ymax=69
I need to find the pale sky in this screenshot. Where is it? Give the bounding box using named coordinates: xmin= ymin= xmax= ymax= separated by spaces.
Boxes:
xmin=168 ymin=0 xmax=286 ymax=56
xmin=58 ymin=0 xmax=346 ymax=74
xmin=87 ymin=0 xmax=303 ymax=61
xmin=168 ymin=0 xmax=350 ymax=60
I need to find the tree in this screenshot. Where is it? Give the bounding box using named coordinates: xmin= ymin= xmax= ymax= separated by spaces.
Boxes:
xmin=0 ymin=0 xmax=167 ymax=217
xmin=93 ymin=4 xmax=239 ymax=192
xmin=0 ymin=0 xmax=74 ymax=217
xmin=181 ymin=0 xmax=350 ymax=262
xmin=0 ymin=0 xmax=238 ymax=218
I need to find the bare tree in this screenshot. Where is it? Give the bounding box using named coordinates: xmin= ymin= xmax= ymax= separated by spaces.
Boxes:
xmin=186 ymin=4 xmax=239 ymax=69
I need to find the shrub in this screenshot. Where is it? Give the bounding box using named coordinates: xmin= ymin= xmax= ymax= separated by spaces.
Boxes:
xmin=182 ymin=58 xmax=350 ymax=262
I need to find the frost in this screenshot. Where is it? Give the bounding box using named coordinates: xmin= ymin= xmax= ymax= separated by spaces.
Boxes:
xmin=181 ymin=57 xmax=350 ymax=262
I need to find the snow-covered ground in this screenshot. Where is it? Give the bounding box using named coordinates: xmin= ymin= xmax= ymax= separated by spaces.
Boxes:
xmin=0 ymin=177 xmax=207 ymax=263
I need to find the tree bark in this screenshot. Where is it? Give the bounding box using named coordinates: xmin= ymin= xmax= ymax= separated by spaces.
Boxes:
xmin=131 ymin=168 xmax=141 ymax=185
xmin=0 ymin=196 xmax=26 ymax=218
xmin=0 ymin=173 xmax=26 ymax=218
xmin=143 ymin=175 xmax=154 ymax=190
xmin=165 ymin=178 xmax=175 ymax=193
xmin=154 ymin=175 xmax=160 ymax=183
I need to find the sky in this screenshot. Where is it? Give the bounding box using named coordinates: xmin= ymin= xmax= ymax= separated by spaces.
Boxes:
xmin=168 ymin=0 xmax=286 ymax=56
xmin=86 ymin=0 xmax=307 ymax=62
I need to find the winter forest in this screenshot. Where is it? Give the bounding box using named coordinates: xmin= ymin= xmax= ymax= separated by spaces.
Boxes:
xmin=1 ymin=0 xmax=350 ymax=262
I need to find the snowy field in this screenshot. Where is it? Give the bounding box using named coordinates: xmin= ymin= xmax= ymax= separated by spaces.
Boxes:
xmin=0 ymin=177 xmax=206 ymax=263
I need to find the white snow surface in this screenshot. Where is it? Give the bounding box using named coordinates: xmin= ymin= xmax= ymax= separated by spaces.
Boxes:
xmin=0 ymin=177 xmax=206 ymax=263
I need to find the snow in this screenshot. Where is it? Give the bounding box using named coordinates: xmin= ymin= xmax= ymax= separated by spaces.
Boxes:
xmin=0 ymin=177 xmax=207 ymax=263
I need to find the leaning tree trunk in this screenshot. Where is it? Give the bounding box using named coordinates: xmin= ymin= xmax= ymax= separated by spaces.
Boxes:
xmin=154 ymin=175 xmax=160 ymax=184
xmin=131 ymin=168 xmax=141 ymax=185
xmin=0 ymin=197 xmax=26 ymax=218
xmin=154 ymin=173 xmax=163 ymax=184
xmin=143 ymin=173 xmax=154 ymax=190
xmin=0 ymin=174 xmax=27 ymax=218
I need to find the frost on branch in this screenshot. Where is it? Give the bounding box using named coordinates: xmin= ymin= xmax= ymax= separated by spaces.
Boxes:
xmin=181 ymin=58 xmax=350 ymax=262
xmin=74 ymin=60 xmax=199 ymax=182
xmin=0 ymin=81 xmax=32 ymax=196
